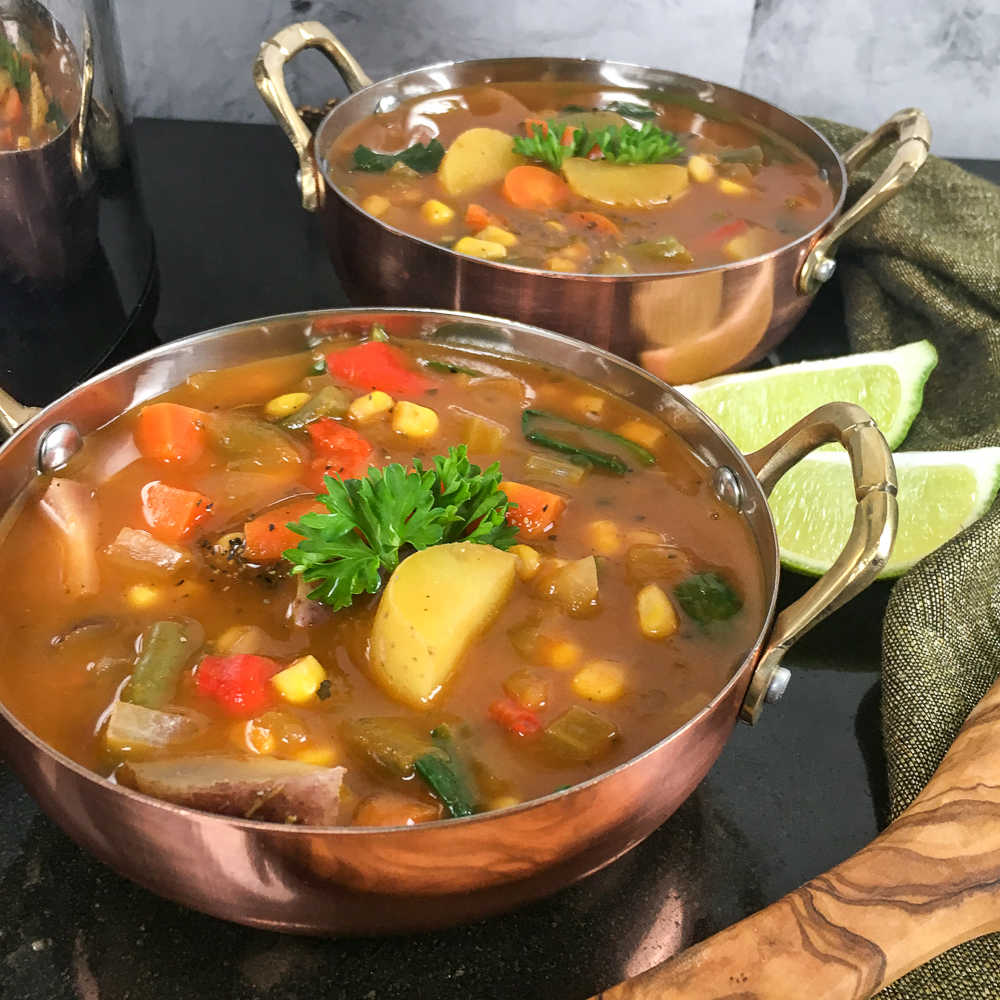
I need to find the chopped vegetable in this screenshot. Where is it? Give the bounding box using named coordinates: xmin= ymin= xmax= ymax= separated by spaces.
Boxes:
xmin=352 ymin=139 xmax=445 ymax=173
xmin=474 ymin=224 xmax=518 ymax=247
xmin=571 ymin=660 xmax=627 ymax=702
xmin=348 ymin=390 xmax=395 ymax=422
xmin=392 ymin=400 xmax=439 ymax=440
xmin=514 ymin=120 xmax=684 ymax=171
xmin=509 ymin=544 xmax=541 ymax=581
xmin=537 ymin=555 xmax=600 ymax=615
xmin=0 ymin=36 xmax=30 ymax=99
xmin=276 ymin=385 xmax=351 ymax=430
xmin=453 ymin=235 xmax=508 ymax=260
xmin=327 ymin=341 xmax=432 ymax=397
xmin=196 ymin=653 xmax=281 ymax=717
xmin=285 ymin=446 xmax=517 ymax=610
xmin=586 ymin=519 xmax=623 ymax=557
xmin=674 ymin=572 xmax=743 ymax=625
xmin=489 ymin=697 xmax=542 ymax=736
xmin=209 ymin=412 xmax=303 ymax=474
xmin=105 ymin=701 xmax=206 ymax=752
xmin=566 ymin=211 xmax=622 ymax=238
xmin=464 ymin=203 xmax=498 ymax=230
xmin=543 ymin=705 xmax=617 ymax=761
xmin=39 ymin=479 xmax=101 ymax=597
xmin=242 ymin=497 xmax=324 ymax=562
xmin=626 ymin=544 xmax=692 ymax=586
xmin=501 ymin=165 xmax=571 ymax=210
xmin=561 ymin=157 xmax=689 ymax=210
xmin=306 ymin=418 xmax=374 ymax=482
xmin=522 ymin=409 xmax=656 ymax=475
xmin=126 ymin=620 xmax=201 ymax=710
xmin=631 ymin=236 xmax=694 ymax=265
xmin=105 ymin=527 xmax=190 ymax=573
xmin=718 ymin=145 xmax=764 ymax=170
xmin=265 ymin=392 xmax=311 ymax=420
xmin=420 ymin=198 xmax=455 ymax=225
xmin=369 ymin=542 xmax=517 ymax=707
xmin=636 ymin=583 xmax=679 ymax=639
xmin=438 ymin=127 xmax=525 ymax=195
xmin=499 ymin=480 xmax=567 ymax=540
xmin=502 ymin=668 xmax=549 ymax=710
xmin=271 ymin=655 xmax=327 ymax=704
xmin=424 ymin=359 xmax=486 ymax=377
xmin=353 ymin=793 xmax=442 ymax=827
xmin=141 ymin=481 xmax=213 ymax=542
xmin=603 ymin=101 xmax=657 ymax=120
xmin=523 ymin=452 xmax=587 ymax=487
xmin=415 ymin=726 xmax=478 ymax=817
xmin=342 ymin=717 xmax=440 ymax=776
xmin=134 ymin=403 xmax=208 ymax=464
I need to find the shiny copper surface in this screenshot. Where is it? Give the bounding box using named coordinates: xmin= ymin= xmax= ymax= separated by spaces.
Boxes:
xmin=0 ymin=309 xmax=894 ymax=934
xmin=256 ymin=23 xmax=929 ymax=383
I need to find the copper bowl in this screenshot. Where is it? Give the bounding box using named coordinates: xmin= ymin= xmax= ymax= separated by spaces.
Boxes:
xmin=0 ymin=308 xmax=896 ymax=934
xmin=254 ymin=22 xmax=930 ymax=383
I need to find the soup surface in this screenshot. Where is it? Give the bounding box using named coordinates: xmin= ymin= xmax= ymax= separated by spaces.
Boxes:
xmin=0 ymin=325 xmax=766 ymax=826
xmin=327 ymin=81 xmax=835 ymax=275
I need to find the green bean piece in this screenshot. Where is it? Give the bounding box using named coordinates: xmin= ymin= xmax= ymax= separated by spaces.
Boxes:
xmin=341 ymin=718 xmax=441 ymax=777
xmin=423 ymin=360 xmax=486 ymax=377
xmin=278 ymin=385 xmax=351 ymax=431
xmin=543 ymin=706 xmax=618 ymax=761
xmin=522 ymin=409 xmax=656 ymax=476
xmin=631 ymin=236 xmax=694 ymax=265
xmin=125 ymin=621 xmax=198 ymax=710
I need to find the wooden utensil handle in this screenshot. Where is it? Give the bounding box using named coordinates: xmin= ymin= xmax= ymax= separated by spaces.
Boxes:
xmin=596 ymin=677 xmax=1000 ymax=1000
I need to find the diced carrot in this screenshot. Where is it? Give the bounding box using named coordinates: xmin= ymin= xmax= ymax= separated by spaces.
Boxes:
xmin=0 ymin=87 xmax=23 ymax=125
xmin=499 ymin=480 xmax=567 ymax=540
xmin=141 ymin=481 xmax=213 ymax=542
xmin=586 ymin=144 xmax=603 ymax=160
xmin=305 ymin=418 xmax=374 ymax=488
xmin=464 ymin=203 xmax=494 ymax=230
xmin=243 ymin=496 xmax=325 ymax=562
xmin=522 ymin=117 xmax=548 ymax=138
xmin=134 ymin=402 xmax=208 ymax=464
xmin=501 ymin=165 xmax=571 ymax=210
xmin=489 ymin=698 xmax=541 ymax=736
xmin=566 ymin=211 xmax=622 ymax=238
xmin=327 ymin=341 xmax=432 ymax=397
xmin=559 ymin=125 xmax=576 ymax=147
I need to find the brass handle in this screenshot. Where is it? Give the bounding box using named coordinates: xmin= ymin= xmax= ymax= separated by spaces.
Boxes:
xmin=71 ymin=16 xmax=94 ymax=178
xmin=798 ymin=108 xmax=931 ymax=295
xmin=0 ymin=389 xmax=40 ymax=437
xmin=740 ymin=402 xmax=898 ymax=723
xmin=253 ymin=21 xmax=373 ymax=212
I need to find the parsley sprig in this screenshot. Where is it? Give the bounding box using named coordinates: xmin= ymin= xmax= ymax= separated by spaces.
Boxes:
xmin=284 ymin=446 xmax=518 ymax=610
xmin=513 ymin=121 xmax=684 ymax=172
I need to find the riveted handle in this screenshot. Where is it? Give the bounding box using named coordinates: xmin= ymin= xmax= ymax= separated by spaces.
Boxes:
xmin=740 ymin=401 xmax=897 ymax=723
xmin=253 ymin=21 xmax=373 ymax=212
xmin=799 ymin=108 xmax=931 ymax=294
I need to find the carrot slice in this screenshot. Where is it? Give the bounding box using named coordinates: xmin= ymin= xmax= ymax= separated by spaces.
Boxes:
xmin=501 ymin=165 xmax=571 ymax=210
xmin=141 ymin=481 xmax=213 ymax=542
xmin=134 ymin=402 xmax=208 ymax=464
xmin=522 ymin=117 xmax=549 ymax=138
xmin=500 ymin=480 xmax=567 ymax=540
xmin=566 ymin=211 xmax=622 ymax=238
xmin=243 ymin=496 xmax=325 ymax=562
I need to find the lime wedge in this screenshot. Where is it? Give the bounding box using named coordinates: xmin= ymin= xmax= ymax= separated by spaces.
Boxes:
xmin=678 ymin=340 xmax=937 ymax=452
xmin=771 ymin=449 xmax=1000 ymax=577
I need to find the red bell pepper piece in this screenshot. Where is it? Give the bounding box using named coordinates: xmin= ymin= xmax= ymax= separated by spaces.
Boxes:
xmin=327 ymin=342 xmax=432 ymax=397
xmin=305 ymin=418 xmax=373 ymax=488
xmin=196 ymin=654 xmax=281 ymax=717
xmin=704 ymin=219 xmax=748 ymax=243
xmin=489 ymin=698 xmax=542 ymax=736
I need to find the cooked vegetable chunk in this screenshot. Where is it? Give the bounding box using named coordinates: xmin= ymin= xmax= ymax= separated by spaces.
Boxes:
xmin=438 ymin=127 xmax=525 ymax=196
xmin=369 ymin=542 xmax=517 ymax=707
xmin=561 ymin=157 xmax=689 ymax=208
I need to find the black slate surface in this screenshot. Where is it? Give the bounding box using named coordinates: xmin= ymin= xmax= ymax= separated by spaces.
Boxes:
xmin=1 ymin=118 xmax=992 ymax=1000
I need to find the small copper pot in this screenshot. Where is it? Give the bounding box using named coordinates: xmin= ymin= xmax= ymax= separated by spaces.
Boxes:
xmin=254 ymin=22 xmax=930 ymax=383
xmin=0 ymin=308 xmax=896 ymax=934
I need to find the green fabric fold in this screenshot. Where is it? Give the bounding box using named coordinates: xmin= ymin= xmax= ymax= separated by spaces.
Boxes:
xmin=805 ymin=119 xmax=1000 ymax=999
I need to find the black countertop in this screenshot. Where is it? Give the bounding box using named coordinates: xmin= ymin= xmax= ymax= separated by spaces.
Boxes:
xmin=1 ymin=119 xmax=994 ymax=1000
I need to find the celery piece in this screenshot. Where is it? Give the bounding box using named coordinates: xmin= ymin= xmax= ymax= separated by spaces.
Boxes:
xmin=543 ymin=706 xmax=618 ymax=761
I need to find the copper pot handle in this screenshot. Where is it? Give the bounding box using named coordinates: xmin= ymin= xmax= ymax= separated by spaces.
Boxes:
xmin=798 ymin=108 xmax=931 ymax=295
xmin=253 ymin=21 xmax=373 ymax=212
xmin=739 ymin=401 xmax=898 ymax=723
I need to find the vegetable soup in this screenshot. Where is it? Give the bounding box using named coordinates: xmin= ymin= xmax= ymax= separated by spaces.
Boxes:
xmin=327 ymin=81 xmax=835 ymax=274
xmin=0 ymin=325 xmax=766 ymax=827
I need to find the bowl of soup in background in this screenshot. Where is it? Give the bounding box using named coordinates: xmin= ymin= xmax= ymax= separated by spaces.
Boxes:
xmin=0 ymin=308 xmax=896 ymax=934
xmin=254 ymin=22 xmax=929 ymax=383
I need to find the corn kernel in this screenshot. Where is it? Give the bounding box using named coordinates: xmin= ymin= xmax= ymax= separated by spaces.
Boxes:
xmin=616 ymin=419 xmax=663 ymax=450
xmin=475 ymin=224 xmax=518 ymax=247
xmin=717 ymin=178 xmax=749 ymax=197
xmin=544 ymin=220 xmax=566 ymax=233
xmin=348 ymin=390 xmax=394 ymax=422
xmin=510 ymin=544 xmax=541 ymax=580
xmin=488 ymin=795 xmax=522 ymax=811
xmin=361 ymin=194 xmax=392 ymax=218
xmin=420 ymin=198 xmax=455 ymax=225
xmin=573 ymin=394 xmax=606 ymax=421
xmin=272 ymin=655 xmax=327 ymax=704
xmin=572 ymin=660 xmax=627 ymax=702
xmin=16 ymin=135 xmax=31 ymax=151
xmin=625 ymin=528 xmax=663 ymax=546
xmin=296 ymin=745 xmax=338 ymax=766
xmin=392 ymin=400 xmax=439 ymax=439
xmin=545 ymin=256 xmax=577 ymax=273
xmin=636 ymin=583 xmax=679 ymax=639
xmin=587 ymin=519 xmax=624 ymax=557
xmin=537 ymin=636 xmax=581 ymax=670
xmin=125 ymin=584 xmax=160 ymax=609
xmin=453 ymin=236 xmax=507 ymax=260
xmin=687 ymin=154 xmax=716 ymax=183
xmin=264 ymin=391 xmax=310 ymax=419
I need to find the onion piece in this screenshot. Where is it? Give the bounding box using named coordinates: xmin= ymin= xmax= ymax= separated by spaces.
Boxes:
xmin=105 ymin=701 xmax=208 ymax=752
xmin=289 ymin=575 xmax=332 ymax=628
xmin=105 ymin=527 xmax=190 ymax=573
xmin=39 ymin=478 xmax=100 ymax=597
xmin=537 ymin=556 xmax=599 ymax=616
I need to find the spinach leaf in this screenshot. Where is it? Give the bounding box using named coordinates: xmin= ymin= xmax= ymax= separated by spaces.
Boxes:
xmin=352 ymin=139 xmax=445 ymax=173
xmin=674 ymin=572 xmax=742 ymax=625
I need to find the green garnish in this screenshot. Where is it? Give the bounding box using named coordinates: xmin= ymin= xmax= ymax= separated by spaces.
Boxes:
xmin=352 ymin=139 xmax=445 ymax=173
xmin=603 ymin=101 xmax=657 ymax=120
xmin=423 ymin=359 xmax=485 ymax=377
xmin=513 ymin=120 xmax=684 ymax=172
xmin=284 ymin=445 xmax=517 ymax=610
xmin=416 ymin=725 xmax=478 ymax=817
xmin=0 ymin=35 xmax=30 ymax=98
xmin=674 ymin=572 xmax=742 ymax=625
xmin=522 ymin=409 xmax=656 ymax=476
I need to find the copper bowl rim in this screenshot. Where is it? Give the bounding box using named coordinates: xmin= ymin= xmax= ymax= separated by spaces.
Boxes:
xmin=312 ymin=54 xmax=849 ymax=280
xmin=0 ymin=306 xmax=780 ymax=835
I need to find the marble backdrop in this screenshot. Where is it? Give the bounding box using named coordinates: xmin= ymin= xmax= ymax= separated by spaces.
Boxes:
xmin=114 ymin=0 xmax=998 ymax=157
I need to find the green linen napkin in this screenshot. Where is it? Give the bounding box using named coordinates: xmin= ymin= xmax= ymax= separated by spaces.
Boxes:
xmin=807 ymin=119 xmax=1000 ymax=999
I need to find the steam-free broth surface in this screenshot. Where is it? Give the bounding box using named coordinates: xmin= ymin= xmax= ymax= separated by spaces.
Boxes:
xmin=0 ymin=328 xmax=765 ymax=826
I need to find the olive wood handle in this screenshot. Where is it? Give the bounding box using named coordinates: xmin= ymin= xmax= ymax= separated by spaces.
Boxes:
xmin=594 ymin=674 xmax=1000 ymax=999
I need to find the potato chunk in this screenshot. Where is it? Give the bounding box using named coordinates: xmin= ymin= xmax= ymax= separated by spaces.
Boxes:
xmin=370 ymin=542 xmax=517 ymax=708
xmin=438 ymin=128 xmax=525 ymax=196
xmin=561 ymin=157 xmax=689 ymax=208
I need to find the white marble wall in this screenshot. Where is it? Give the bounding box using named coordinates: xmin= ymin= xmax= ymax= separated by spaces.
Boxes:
xmin=114 ymin=0 xmax=999 ymax=157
